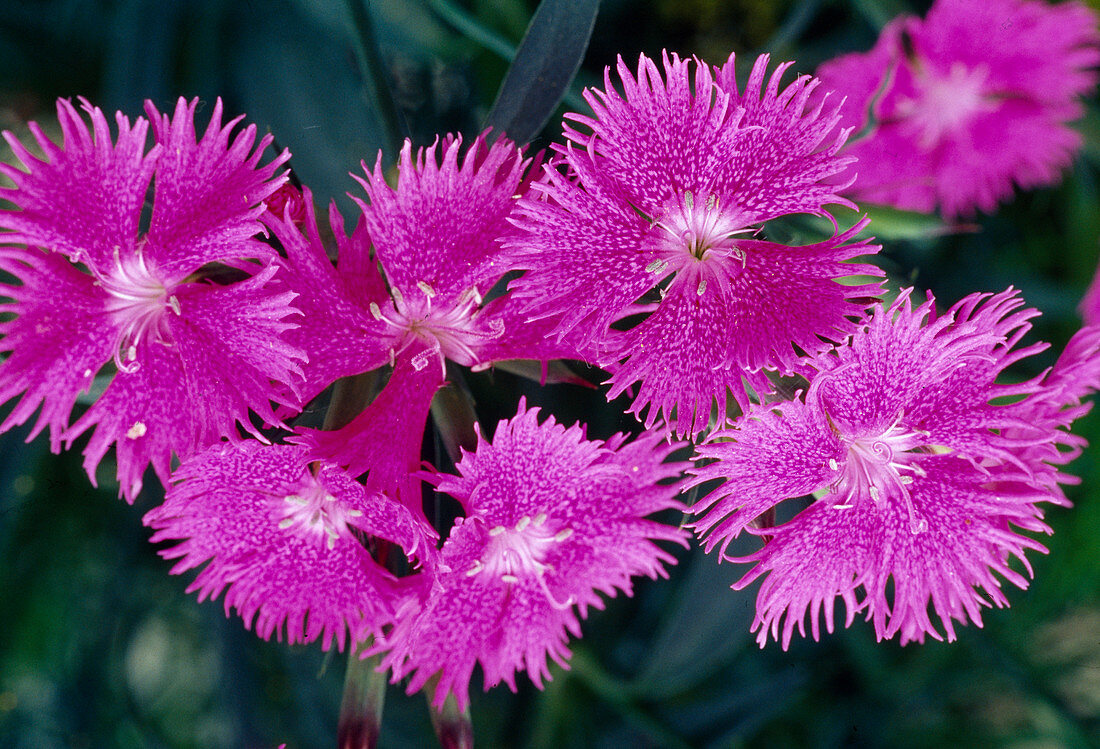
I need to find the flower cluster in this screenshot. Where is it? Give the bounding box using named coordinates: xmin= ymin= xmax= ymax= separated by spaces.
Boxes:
xmin=1 ymin=0 xmax=1098 ymax=725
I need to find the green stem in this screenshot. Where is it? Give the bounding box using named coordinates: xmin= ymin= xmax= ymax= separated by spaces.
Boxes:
xmin=426 ymin=683 xmax=474 ymax=749
xmin=337 ymin=644 xmax=389 ymax=749
xmin=323 ymin=371 xmax=384 ymax=746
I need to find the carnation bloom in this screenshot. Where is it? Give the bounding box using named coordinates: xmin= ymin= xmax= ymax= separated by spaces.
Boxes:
xmin=144 ymin=440 xmax=437 ymax=650
xmin=505 ymin=52 xmax=882 ymax=437
xmin=375 ymin=401 xmax=688 ymax=710
xmin=0 ymin=97 xmax=301 ymax=499
xmin=272 ymin=135 xmax=590 ymax=506
xmin=816 ymin=0 xmax=1100 ymax=218
xmin=689 ymin=288 xmax=1091 ymax=647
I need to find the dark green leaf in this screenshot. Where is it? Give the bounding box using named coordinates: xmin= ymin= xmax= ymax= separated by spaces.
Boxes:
xmin=484 ymin=0 xmax=599 ymax=144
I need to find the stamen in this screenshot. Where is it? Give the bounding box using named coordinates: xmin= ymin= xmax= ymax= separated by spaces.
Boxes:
xmin=275 ymin=478 xmax=361 ymax=548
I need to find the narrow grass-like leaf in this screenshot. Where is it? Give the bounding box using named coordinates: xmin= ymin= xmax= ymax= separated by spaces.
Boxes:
xmin=484 ymin=0 xmax=599 ymax=144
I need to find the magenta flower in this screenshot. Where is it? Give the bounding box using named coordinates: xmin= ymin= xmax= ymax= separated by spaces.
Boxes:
xmin=689 ymin=288 xmax=1090 ymax=647
xmin=816 ymin=0 xmax=1100 ymax=218
xmin=505 ymin=52 xmax=882 ymax=437
xmin=375 ymin=401 xmax=688 ymax=710
xmin=144 ymin=440 xmax=437 ymax=651
xmin=0 ymin=98 xmax=301 ymax=499
xmin=273 ymin=135 xmax=592 ymax=505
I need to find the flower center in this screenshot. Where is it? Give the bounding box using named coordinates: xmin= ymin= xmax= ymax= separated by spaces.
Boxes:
xmin=370 ymin=282 xmax=504 ymax=373
xmin=465 ymin=514 xmax=575 ymax=609
xmin=276 ymin=480 xmax=364 ymax=550
xmin=826 ymin=413 xmax=930 ymax=534
xmin=897 ymin=62 xmax=993 ymax=150
xmin=645 ymin=191 xmax=753 ymax=295
xmin=97 ymin=247 xmax=180 ymax=373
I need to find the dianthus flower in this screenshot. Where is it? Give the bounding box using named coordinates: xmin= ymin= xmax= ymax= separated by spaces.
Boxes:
xmin=0 ymin=98 xmax=301 ymax=499
xmin=505 ymin=52 xmax=882 ymax=437
xmin=144 ymin=440 xmax=437 ymax=650
xmin=816 ymin=0 xmax=1100 ymax=218
xmin=689 ymin=288 xmax=1092 ymax=647
xmin=270 ymin=135 xmax=590 ymax=506
xmin=375 ymin=401 xmax=688 ymax=710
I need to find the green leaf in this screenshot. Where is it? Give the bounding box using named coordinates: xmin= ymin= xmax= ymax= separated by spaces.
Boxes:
xmin=484 ymin=0 xmax=599 ymax=143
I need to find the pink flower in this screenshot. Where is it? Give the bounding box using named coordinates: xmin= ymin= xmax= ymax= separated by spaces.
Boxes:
xmin=816 ymin=0 xmax=1100 ymax=218
xmin=144 ymin=440 xmax=437 ymax=651
xmin=689 ymin=288 xmax=1093 ymax=647
xmin=0 ymin=98 xmax=301 ymax=499
xmin=375 ymin=401 xmax=688 ymax=710
xmin=505 ymin=52 xmax=882 ymax=437
xmin=273 ymin=135 xmax=591 ymax=506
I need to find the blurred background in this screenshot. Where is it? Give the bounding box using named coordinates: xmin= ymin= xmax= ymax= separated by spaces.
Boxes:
xmin=2 ymin=0 xmax=1100 ymax=746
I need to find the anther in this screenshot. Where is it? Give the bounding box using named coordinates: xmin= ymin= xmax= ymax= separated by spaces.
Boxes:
xmin=516 ymin=516 xmax=531 ymax=531
xmin=553 ymin=528 xmax=574 ymax=542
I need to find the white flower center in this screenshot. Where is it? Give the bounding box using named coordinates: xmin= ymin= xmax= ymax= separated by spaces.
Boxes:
xmin=826 ymin=413 xmax=931 ymax=534
xmin=97 ymin=247 xmax=180 ymax=373
xmin=646 ymin=191 xmax=754 ymax=295
xmin=897 ymin=62 xmax=993 ymax=150
xmin=370 ymin=282 xmax=503 ymax=373
xmin=465 ymin=514 xmax=575 ymax=609
xmin=276 ymin=481 xmax=364 ymax=550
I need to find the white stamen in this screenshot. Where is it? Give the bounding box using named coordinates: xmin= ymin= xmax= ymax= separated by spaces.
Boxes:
xmin=126 ymin=422 xmax=147 ymax=439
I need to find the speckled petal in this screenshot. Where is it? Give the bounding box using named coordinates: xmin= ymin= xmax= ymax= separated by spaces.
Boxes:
xmin=267 ymin=192 xmax=392 ymax=407
xmin=356 ymin=134 xmax=528 ymax=305
xmin=0 ymin=248 xmax=113 ymax=447
xmin=376 ymin=401 xmax=687 ymax=710
xmin=0 ymin=98 xmax=155 ymax=268
xmin=714 ymin=53 xmax=856 ymax=221
xmin=145 ymin=442 xmax=435 ymax=650
xmin=65 ymin=265 xmax=303 ymax=500
xmin=143 ymin=97 xmax=289 ymax=278
xmin=689 ymin=398 xmax=841 ymax=555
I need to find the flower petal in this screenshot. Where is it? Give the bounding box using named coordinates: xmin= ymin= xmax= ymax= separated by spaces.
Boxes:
xmin=143 ymin=97 xmax=290 ymax=278
xmin=0 ymin=98 xmax=156 ymax=268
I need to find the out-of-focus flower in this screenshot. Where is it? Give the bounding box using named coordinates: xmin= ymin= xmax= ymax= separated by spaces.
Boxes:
xmin=816 ymin=0 xmax=1100 ymax=218
xmin=0 ymin=98 xmax=300 ymax=499
xmin=144 ymin=440 xmax=437 ymax=651
xmin=506 ymin=52 xmax=881 ymax=438
xmin=690 ymin=288 xmax=1094 ymax=647
xmin=376 ymin=401 xmax=688 ymax=710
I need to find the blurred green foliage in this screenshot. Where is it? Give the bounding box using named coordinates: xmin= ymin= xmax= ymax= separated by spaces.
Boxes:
xmin=1 ymin=0 xmax=1099 ymax=747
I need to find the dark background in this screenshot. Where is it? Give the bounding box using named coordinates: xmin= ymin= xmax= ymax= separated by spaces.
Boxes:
xmin=2 ymin=0 xmax=1099 ymax=746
